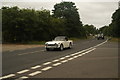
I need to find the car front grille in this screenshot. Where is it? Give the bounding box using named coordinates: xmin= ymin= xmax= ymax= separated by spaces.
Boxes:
xmin=47 ymin=44 xmax=56 ymax=46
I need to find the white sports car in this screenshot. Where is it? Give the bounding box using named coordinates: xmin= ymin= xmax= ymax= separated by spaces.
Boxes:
xmin=45 ymin=36 xmax=73 ymax=51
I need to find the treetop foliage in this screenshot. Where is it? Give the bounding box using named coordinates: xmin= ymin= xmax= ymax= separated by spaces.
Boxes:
xmin=99 ymin=8 xmax=120 ymax=37
xmin=2 ymin=2 xmax=98 ymax=43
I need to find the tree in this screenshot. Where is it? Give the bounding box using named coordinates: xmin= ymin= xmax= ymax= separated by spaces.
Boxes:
xmin=109 ymin=8 xmax=120 ymax=37
xmin=52 ymin=2 xmax=85 ymax=38
xmin=83 ymin=24 xmax=97 ymax=36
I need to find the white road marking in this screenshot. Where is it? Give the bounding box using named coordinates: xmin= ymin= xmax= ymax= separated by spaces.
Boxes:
xmin=17 ymin=69 xmax=29 ymax=74
xmin=41 ymin=66 xmax=52 ymax=71
xmin=81 ymin=48 xmax=96 ymax=56
xmin=52 ymin=59 xmax=59 ymax=62
xmin=19 ymin=76 xmax=28 ymax=79
xmin=29 ymin=71 xmax=42 ymax=76
xmin=61 ymin=60 xmax=68 ymax=63
xmin=18 ymin=50 xmax=41 ymax=55
xmin=43 ymin=62 xmax=52 ymax=65
xmin=60 ymin=57 xmax=65 ymax=60
xmin=65 ymin=55 xmax=70 ymax=58
xmin=68 ymin=58 xmax=74 ymax=61
xmin=94 ymin=40 xmax=108 ymax=48
xmin=73 ymin=56 xmax=79 ymax=58
xmin=0 ymin=74 xmax=15 ymax=79
xmin=74 ymin=52 xmax=80 ymax=55
xmin=53 ymin=63 xmax=61 ymax=66
xmin=71 ymin=53 xmax=77 ymax=56
xmin=2 ymin=40 xmax=107 ymax=79
xmin=31 ymin=65 xmax=41 ymax=69
xmin=78 ymin=54 xmax=83 ymax=57
xmin=70 ymin=47 xmax=94 ymax=57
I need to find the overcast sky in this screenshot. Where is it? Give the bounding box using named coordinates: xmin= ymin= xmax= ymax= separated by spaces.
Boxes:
xmin=2 ymin=0 xmax=119 ymax=28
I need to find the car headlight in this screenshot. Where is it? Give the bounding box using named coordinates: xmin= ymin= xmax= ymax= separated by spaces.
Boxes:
xmin=45 ymin=43 xmax=48 ymax=46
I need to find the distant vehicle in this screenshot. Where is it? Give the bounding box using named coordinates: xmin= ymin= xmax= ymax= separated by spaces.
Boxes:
xmin=97 ymin=33 xmax=104 ymax=40
xmin=45 ymin=36 xmax=73 ymax=51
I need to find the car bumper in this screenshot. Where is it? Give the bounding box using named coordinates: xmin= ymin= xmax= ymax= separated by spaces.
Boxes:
xmin=45 ymin=45 xmax=60 ymax=49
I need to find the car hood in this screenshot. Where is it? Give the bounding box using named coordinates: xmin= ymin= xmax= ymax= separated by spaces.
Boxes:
xmin=45 ymin=41 xmax=64 ymax=44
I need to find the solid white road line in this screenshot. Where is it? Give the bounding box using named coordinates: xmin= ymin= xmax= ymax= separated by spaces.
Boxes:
xmin=68 ymin=58 xmax=74 ymax=61
xmin=53 ymin=63 xmax=61 ymax=66
xmin=17 ymin=69 xmax=29 ymax=74
xmin=29 ymin=71 xmax=42 ymax=76
xmin=41 ymin=66 xmax=52 ymax=71
xmin=18 ymin=51 xmax=41 ymax=55
xmin=31 ymin=65 xmax=41 ymax=69
xmin=0 ymin=74 xmax=15 ymax=79
xmin=43 ymin=62 xmax=52 ymax=65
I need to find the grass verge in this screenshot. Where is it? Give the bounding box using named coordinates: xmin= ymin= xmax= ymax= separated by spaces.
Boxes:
xmin=109 ymin=37 xmax=120 ymax=42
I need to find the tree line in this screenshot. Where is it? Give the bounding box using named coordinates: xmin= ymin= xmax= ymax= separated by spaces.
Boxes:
xmin=99 ymin=8 xmax=120 ymax=38
xmin=2 ymin=2 xmax=98 ymax=43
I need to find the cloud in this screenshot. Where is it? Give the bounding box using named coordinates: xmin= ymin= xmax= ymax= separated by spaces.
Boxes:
xmin=76 ymin=2 xmax=118 ymax=28
xmin=2 ymin=1 xmax=118 ymax=28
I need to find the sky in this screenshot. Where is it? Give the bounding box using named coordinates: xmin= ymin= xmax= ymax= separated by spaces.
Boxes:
xmin=1 ymin=0 xmax=120 ymax=29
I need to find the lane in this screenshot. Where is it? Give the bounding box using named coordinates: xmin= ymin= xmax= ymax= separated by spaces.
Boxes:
xmin=1 ymin=46 xmax=97 ymax=79
xmin=33 ymin=42 xmax=118 ymax=78
xmin=2 ymin=38 xmax=106 ymax=76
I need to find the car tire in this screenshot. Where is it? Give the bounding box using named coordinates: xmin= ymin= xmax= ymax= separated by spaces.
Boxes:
xmin=46 ymin=48 xmax=50 ymax=51
xmin=68 ymin=43 xmax=72 ymax=49
xmin=59 ymin=44 xmax=64 ymax=51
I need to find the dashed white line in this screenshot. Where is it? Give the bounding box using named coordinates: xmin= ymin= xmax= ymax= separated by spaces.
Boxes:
xmin=78 ymin=54 xmax=83 ymax=57
xmin=71 ymin=53 xmax=76 ymax=56
xmin=31 ymin=65 xmax=41 ymax=69
xmin=61 ymin=60 xmax=68 ymax=63
xmin=41 ymin=66 xmax=52 ymax=71
xmin=43 ymin=62 xmax=52 ymax=65
xmin=0 ymin=74 xmax=15 ymax=79
xmin=18 ymin=76 xmax=28 ymax=79
xmin=18 ymin=51 xmax=41 ymax=55
xmin=53 ymin=63 xmax=61 ymax=66
xmin=52 ymin=59 xmax=59 ymax=62
xmin=29 ymin=71 xmax=42 ymax=76
xmin=1 ymin=40 xmax=108 ymax=80
xmin=17 ymin=69 xmax=29 ymax=74
xmin=59 ymin=57 xmax=65 ymax=60
xmin=65 ymin=55 xmax=70 ymax=58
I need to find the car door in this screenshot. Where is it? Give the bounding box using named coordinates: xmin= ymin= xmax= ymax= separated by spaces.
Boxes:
xmin=64 ymin=37 xmax=69 ymax=47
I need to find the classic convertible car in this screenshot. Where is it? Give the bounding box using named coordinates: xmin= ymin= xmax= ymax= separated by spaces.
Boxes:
xmin=45 ymin=36 xmax=73 ymax=51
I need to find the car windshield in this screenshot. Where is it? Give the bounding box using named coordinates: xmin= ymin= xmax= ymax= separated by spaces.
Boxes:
xmin=54 ymin=37 xmax=65 ymax=41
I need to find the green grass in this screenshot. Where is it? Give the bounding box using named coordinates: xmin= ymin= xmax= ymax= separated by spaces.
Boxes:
xmin=69 ymin=37 xmax=87 ymax=41
xmin=109 ymin=37 xmax=120 ymax=42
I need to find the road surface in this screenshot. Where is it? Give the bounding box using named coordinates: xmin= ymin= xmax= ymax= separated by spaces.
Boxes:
xmin=1 ymin=38 xmax=119 ymax=79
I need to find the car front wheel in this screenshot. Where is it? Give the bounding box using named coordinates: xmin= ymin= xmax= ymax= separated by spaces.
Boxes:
xmin=68 ymin=43 xmax=72 ymax=49
xmin=46 ymin=48 xmax=50 ymax=51
xmin=59 ymin=44 xmax=64 ymax=51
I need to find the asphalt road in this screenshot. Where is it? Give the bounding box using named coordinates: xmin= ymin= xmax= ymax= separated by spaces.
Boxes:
xmin=1 ymin=38 xmax=119 ymax=79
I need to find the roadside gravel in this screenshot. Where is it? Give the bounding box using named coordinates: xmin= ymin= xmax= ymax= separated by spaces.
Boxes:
xmin=2 ymin=44 xmax=44 ymax=52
